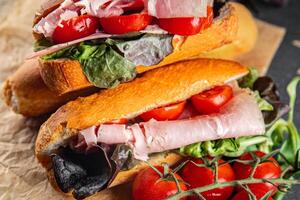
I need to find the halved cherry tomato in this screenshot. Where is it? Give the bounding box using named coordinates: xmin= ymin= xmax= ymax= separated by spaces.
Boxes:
xmin=180 ymin=158 xmax=235 ymax=200
xmin=100 ymin=13 xmax=152 ymax=34
xmin=132 ymin=166 xmax=187 ymax=200
xmin=232 ymin=188 xmax=273 ymax=200
xmin=157 ymin=6 xmax=213 ymax=36
xmin=191 ymin=85 xmax=233 ymax=114
xmin=52 ymin=15 xmax=99 ymax=44
xmin=104 ymin=118 xmax=128 ymax=124
xmin=139 ymin=101 xmax=186 ymax=121
xmin=233 ymin=151 xmax=281 ymax=196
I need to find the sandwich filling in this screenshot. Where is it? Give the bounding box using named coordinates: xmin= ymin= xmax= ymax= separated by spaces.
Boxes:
xmin=50 ymin=69 xmax=288 ymax=199
xmin=31 ymin=0 xmax=229 ymax=89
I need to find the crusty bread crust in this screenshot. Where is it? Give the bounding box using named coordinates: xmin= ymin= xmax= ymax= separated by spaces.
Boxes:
xmin=201 ymin=2 xmax=258 ymax=59
xmin=35 ymin=58 xmax=248 ymax=167
xmin=39 ymin=59 xmax=93 ymax=94
xmin=1 ymin=59 xmax=98 ymax=117
xmin=38 ymin=3 xmax=239 ymax=95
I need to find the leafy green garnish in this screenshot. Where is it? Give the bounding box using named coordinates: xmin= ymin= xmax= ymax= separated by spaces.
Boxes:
xmin=253 ymin=91 xmax=274 ymax=111
xmin=179 ymin=139 xmax=239 ymax=158
xmin=179 ymin=136 xmax=271 ymax=158
xmin=80 ymin=44 xmax=136 ymax=88
xmin=238 ymin=67 xmax=259 ymax=89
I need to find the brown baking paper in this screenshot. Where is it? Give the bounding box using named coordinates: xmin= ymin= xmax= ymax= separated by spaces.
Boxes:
xmin=0 ymin=0 xmax=285 ymax=199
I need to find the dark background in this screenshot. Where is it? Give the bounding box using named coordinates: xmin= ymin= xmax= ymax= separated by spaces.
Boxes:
xmin=248 ymin=0 xmax=300 ymax=199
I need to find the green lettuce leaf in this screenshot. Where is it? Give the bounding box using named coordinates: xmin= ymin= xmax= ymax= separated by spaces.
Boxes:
xmin=253 ymin=91 xmax=274 ymax=111
xmin=179 ymin=138 xmax=240 ymax=158
xmin=43 ymin=42 xmax=136 ymax=88
xmin=179 ymin=136 xmax=270 ymax=158
xmin=238 ymin=67 xmax=259 ymax=89
xmin=34 ymin=38 xmax=53 ymax=51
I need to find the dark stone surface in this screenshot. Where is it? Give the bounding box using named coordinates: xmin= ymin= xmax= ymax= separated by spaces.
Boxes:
xmin=252 ymin=0 xmax=300 ymax=199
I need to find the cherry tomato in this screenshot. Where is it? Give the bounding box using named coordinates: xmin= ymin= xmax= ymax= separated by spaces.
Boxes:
xmin=191 ymin=85 xmax=233 ymax=114
xmin=232 ymin=188 xmax=273 ymax=200
xmin=177 ymin=101 xmax=199 ymax=119
xmin=157 ymin=6 xmax=213 ymax=36
xmin=132 ymin=166 xmax=187 ymax=200
xmin=104 ymin=118 xmax=128 ymax=124
xmin=52 ymin=15 xmax=99 ymax=44
xmin=139 ymin=101 xmax=186 ymax=121
xmin=100 ymin=13 xmax=152 ymax=34
xmin=233 ymin=151 xmax=281 ymax=195
xmin=180 ymin=158 xmax=235 ymax=200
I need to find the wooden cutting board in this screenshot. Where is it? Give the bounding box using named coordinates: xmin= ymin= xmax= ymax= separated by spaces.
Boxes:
xmin=83 ymin=19 xmax=286 ymax=200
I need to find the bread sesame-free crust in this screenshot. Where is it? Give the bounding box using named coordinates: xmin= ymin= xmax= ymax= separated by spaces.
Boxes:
xmin=38 ymin=3 xmax=239 ymax=95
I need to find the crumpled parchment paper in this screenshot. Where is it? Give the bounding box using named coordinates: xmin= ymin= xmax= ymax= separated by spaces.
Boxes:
xmin=0 ymin=0 xmax=285 ymax=199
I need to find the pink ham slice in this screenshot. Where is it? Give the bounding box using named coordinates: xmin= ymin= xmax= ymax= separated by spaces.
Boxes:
xmin=147 ymin=0 xmax=208 ymax=18
xmin=78 ymin=89 xmax=265 ymax=160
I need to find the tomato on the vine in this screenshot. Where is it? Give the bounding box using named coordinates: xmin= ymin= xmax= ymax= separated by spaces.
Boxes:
xmin=233 ymin=151 xmax=281 ymax=195
xmin=139 ymin=101 xmax=186 ymax=121
xmin=100 ymin=13 xmax=152 ymax=34
xmin=52 ymin=15 xmax=99 ymax=44
xmin=180 ymin=158 xmax=235 ymax=200
xmin=157 ymin=6 xmax=213 ymax=36
xmin=191 ymin=85 xmax=233 ymax=114
xmin=232 ymin=188 xmax=273 ymax=200
xmin=132 ymin=166 xmax=187 ymax=200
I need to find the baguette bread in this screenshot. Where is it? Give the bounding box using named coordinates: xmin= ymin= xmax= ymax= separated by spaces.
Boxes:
xmin=201 ymin=2 xmax=258 ymax=59
xmin=38 ymin=3 xmax=240 ymax=95
xmin=1 ymin=59 xmax=98 ymax=117
xmin=36 ymin=58 xmax=248 ymax=191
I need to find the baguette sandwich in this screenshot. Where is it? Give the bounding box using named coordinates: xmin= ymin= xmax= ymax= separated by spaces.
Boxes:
xmin=35 ymin=58 xmax=279 ymax=199
xmin=1 ymin=59 xmax=98 ymax=117
xmin=31 ymin=0 xmax=257 ymax=95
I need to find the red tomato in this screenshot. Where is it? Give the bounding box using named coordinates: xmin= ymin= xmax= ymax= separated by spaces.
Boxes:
xmin=232 ymin=188 xmax=273 ymax=200
xmin=233 ymin=151 xmax=281 ymax=195
xmin=180 ymin=158 xmax=235 ymax=200
xmin=157 ymin=6 xmax=213 ymax=36
xmin=139 ymin=101 xmax=186 ymax=121
xmin=52 ymin=15 xmax=99 ymax=44
xmin=100 ymin=13 xmax=152 ymax=34
xmin=191 ymin=85 xmax=233 ymax=114
xmin=132 ymin=166 xmax=187 ymax=200
xmin=104 ymin=118 xmax=128 ymax=124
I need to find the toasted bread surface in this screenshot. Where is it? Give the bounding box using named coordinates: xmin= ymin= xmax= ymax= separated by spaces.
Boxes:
xmin=1 ymin=59 xmax=98 ymax=117
xmin=201 ymin=2 xmax=258 ymax=59
xmin=38 ymin=3 xmax=238 ymax=95
xmin=35 ymin=58 xmax=248 ymax=166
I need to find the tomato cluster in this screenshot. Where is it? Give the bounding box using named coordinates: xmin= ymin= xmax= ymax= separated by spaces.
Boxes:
xmin=132 ymin=151 xmax=281 ymax=200
xmin=52 ymin=0 xmax=213 ymax=44
xmin=139 ymin=85 xmax=233 ymax=122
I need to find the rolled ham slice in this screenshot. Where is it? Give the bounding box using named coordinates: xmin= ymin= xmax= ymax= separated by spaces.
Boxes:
xmin=147 ymin=0 xmax=208 ymax=18
xmin=79 ymin=89 xmax=265 ymax=160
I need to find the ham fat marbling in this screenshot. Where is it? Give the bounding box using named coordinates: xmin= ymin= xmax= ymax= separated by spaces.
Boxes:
xmin=79 ymin=89 xmax=265 ymax=160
